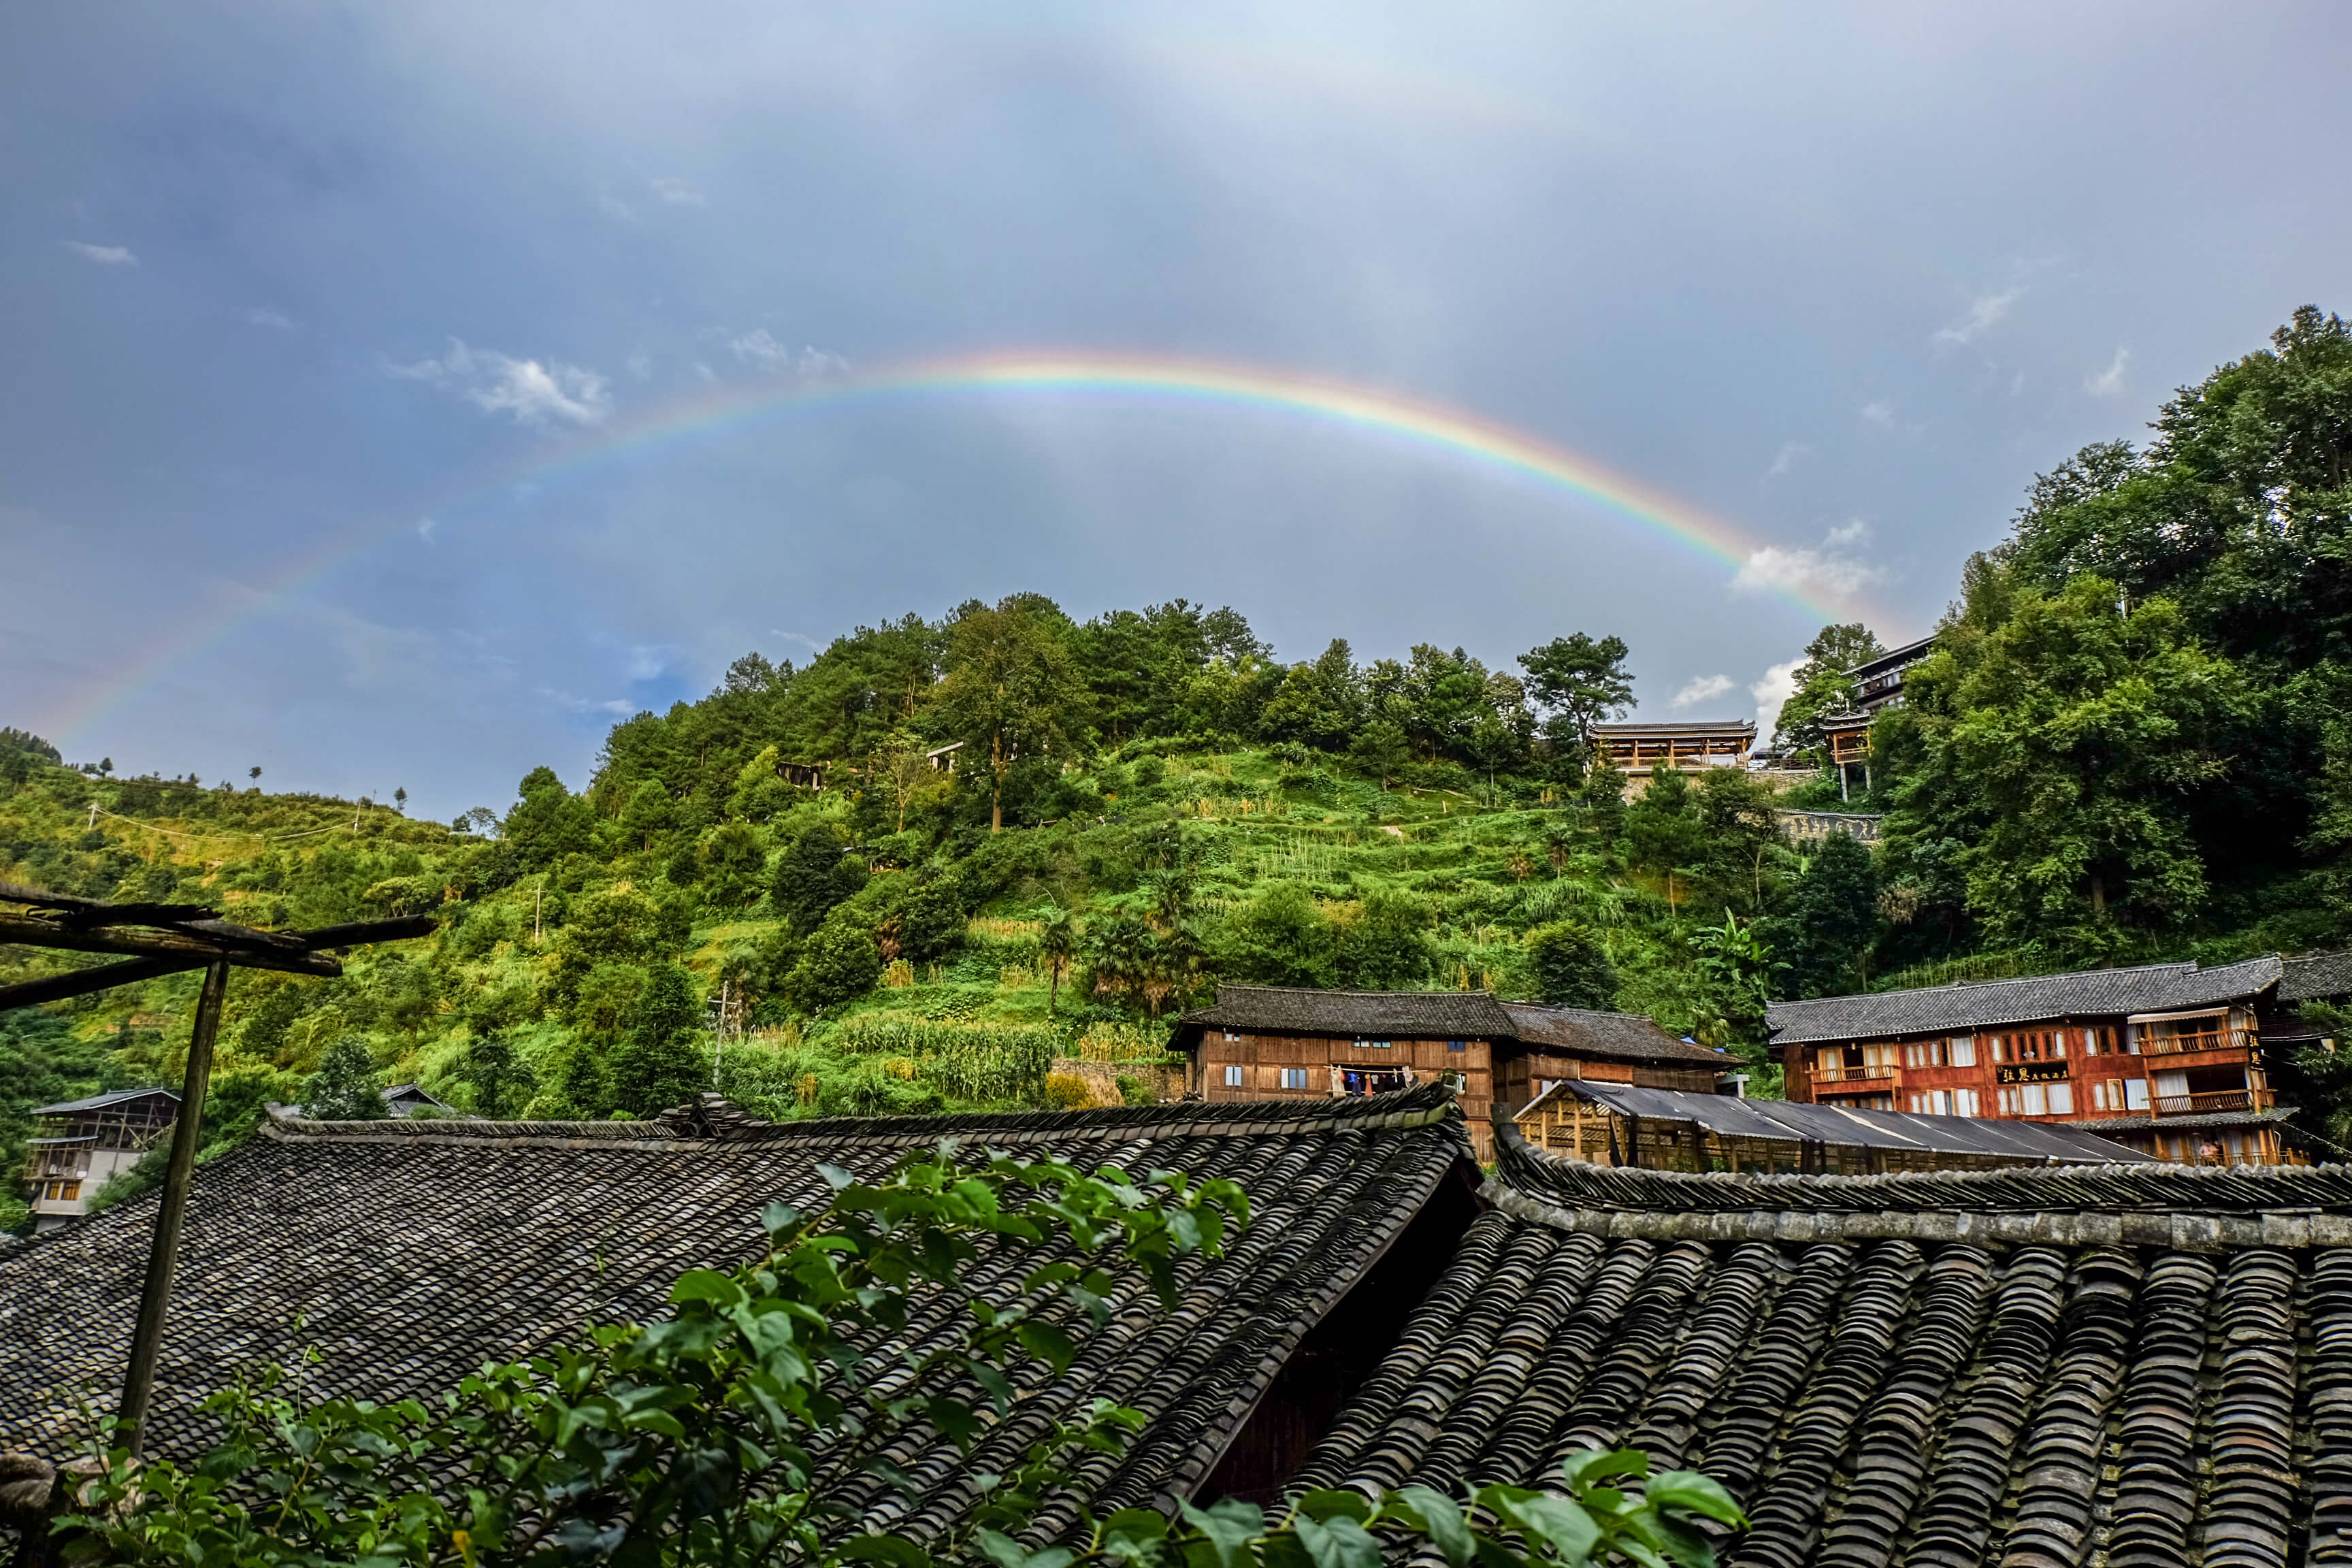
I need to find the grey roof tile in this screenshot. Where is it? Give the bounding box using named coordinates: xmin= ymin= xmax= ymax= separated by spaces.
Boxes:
xmin=0 ymin=1084 xmax=1472 ymax=1529
xmin=1181 ymin=986 xmax=1729 ymax=1066
xmin=1765 ymin=954 xmax=2284 ymax=1045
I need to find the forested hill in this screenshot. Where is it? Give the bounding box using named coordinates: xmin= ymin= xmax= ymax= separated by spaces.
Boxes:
xmin=5 ymin=304 xmax=2352 ymax=1228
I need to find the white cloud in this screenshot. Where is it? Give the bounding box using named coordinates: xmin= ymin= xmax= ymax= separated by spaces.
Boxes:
xmin=768 ymin=629 xmax=821 ymax=650
xmin=649 ymin=176 xmax=706 ymax=207
xmin=389 ymin=339 xmax=612 ymax=426
xmin=1860 ymin=399 xmax=1894 ymax=428
xmin=245 ymin=307 xmax=295 ymax=329
xmin=627 ymin=350 xmax=653 ymax=380
xmin=63 ymin=241 xmax=136 ymax=267
xmin=1751 ymin=658 xmax=1805 ymax=743
xmin=1735 ymin=545 xmax=1886 ymax=599
xmin=537 ymin=687 xmax=636 ymax=717
xmin=1671 ymin=673 xmax=1735 ymax=708
xmin=415 ymin=517 xmax=438 ymax=544
xmin=1734 ymin=519 xmax=1888 ymax=601
xmin=730 ymin=329 xmax=851 ymax=379
xmin=1932 ymin=287 xmax=2021 ymax=346
xmin=2085 ymin=346 xmax=2130 ymax=397
xmin=1825 ymin=517 xmax=1871 ymax=547
xmin=1765 ymin=441 xmax=1808 ymax=479
xmin=598 ymin=193 xmax=637 ymax=223
xmin=621 ymin=643 xmax=679 ymax=681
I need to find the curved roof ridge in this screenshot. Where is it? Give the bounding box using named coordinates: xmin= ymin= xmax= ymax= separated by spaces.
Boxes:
xmin=1492 ymin=1112 xmax=2352 ymax=1216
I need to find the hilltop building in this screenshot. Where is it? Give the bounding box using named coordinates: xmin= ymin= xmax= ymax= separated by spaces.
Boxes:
xmin=1848 ymin=632 xmax=1938 ymax=713
xmin=1768 ymin=954 xmax=2297 ymax=1165
xmin=1171 ymin=985 xmax=1731 ymax=1158
xmin=1587 ymin=719 xmax=1755 ymax=773
xmin=20 ymin=1088 xmax=178 ymax=1230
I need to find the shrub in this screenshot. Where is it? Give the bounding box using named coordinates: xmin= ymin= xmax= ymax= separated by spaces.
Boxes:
xmin=1044 ymin=1071 xmax=1094 ymax=1109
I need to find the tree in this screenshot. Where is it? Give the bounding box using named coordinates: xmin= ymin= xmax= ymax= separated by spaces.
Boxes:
xmin=1350 ymin=719 xmax=1410 ymax=789
xmin=621 ymin=780 xmax=676 ymax=851
xmin=1335 ymin=886 xmax=1435 ymax=988
xmin=610 ymin=962 xmax=706 ymax=1116
xmin=502 ymin=767 xmax=595 ymax=870
xmin=1524 ymin=921 xmax=1618 ymax=1009
xmin=459 ymin=1033 xmax=536 ymax=1119
xmin=1040 ymin=906 xmax=1077 ymax=1015
xmin=785 ymin=916 xmax=885 ymax=1015
xmin=393 ymin=787 xmax=408 ymax=813
xmin=772 ymin=826 xmax=865 ymax=935
xmin=1899 ymin=575 xmax=2249 ymax=963
xmin=248 ymin=766 xmax=261 ymax=783
xmin=935 ymin=598 xmax=1086 ymax=832
xmin=302 ymin=1036 xmax=386 ymax=1120
xmin=870 ymin=729 xmax=936 ymax=834
xmin=1763 ymin=832 xmax=1879 ymax=998
xmin=553 ymin=1042 xmax=612 ymax=1118
xmin=1517 ymin=633 xmax=1635 ymax=755
xmin=699 ymin=821 xmax=766 ymax=909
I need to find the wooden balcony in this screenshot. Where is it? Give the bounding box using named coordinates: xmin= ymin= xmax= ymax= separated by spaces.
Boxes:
xmin=1812 ymin=1065 xmax=1894 ymax=1085
xmin=2152 ymin=1089 xmax=2270 ymax=1117
xmin=2138 ymin=1027 xmax=2254 ymax=1058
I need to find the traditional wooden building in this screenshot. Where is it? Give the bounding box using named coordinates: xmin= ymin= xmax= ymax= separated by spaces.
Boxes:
xmin=1768 ymin=953 xmax=2298 ymax=1164
xmin=20 ymin=1088 xmax=177 ymax=1231
xmin=1171 ymin=985 xmax=1731 ymax=1158
xmin=1514 ymin=1078 xmax=2149 ymax=1174
xmin=1588 ymin=719 xmax=1755 ymax=773
xmin=1848 ymin=632 xmax=1938 ymax=713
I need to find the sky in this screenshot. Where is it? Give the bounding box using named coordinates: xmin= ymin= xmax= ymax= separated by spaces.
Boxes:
xmin=5 ymin=1 xmax=2349 ymax=820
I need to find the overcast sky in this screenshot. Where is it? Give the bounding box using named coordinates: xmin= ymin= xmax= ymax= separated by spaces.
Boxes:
xmin=6 ymin=1 xmax=2348 ymax=819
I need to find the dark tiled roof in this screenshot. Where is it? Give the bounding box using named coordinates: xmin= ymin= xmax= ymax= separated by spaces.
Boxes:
xmin=2284 ymin=948 xmax=2352 ymax=1004
xmin=1535 ymin=1081 xmax=2152 ymax=1164
xmin=1181 ymin=987 xmax=1727 ymax=1067
xmin=1766 ymin=954 xmax=2283 ymax=1045
xmin=1497 ymin=1003 xmax=1730 ymax=1067
xmin=1844 ymin=633 xmax=1938 ymax=681
xmin=30 ymin=1087 xmax=178 ymax=1117
xmin=1295 ymin=1121 xmax=2352 ymax=1566
xmin=0 ymin=1085 xmax=1472 ymax=1536
xmin=1183 ymin=985 xmax=1517 ymax=1039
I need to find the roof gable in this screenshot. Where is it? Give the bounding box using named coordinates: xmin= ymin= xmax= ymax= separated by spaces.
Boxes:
xmin=1766 ymin=953 xmax=2284 ymax=1043
xmin=1182 ymin=987 xmax=1729 ymax=1067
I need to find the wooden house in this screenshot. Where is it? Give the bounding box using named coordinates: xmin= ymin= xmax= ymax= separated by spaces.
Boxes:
xmin=1587 ymin=719 xmax=1755 ymax=772
xmin=20 ymin=1088 xmax=178 ymax=1230
xmin=1768 ymin=953 xmax=2298 ymax=1165
xmin=1847 ymin=632 xmax=1938 ymax=713
xmin=1171 ymin=985 xmax=1731 ymax=1159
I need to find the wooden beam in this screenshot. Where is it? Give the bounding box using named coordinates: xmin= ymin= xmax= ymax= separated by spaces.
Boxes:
xmin=119 ymin=958 xmax=229 ymax=1456
xmin=0 ymin=913 xmax=341 ymax=976
xmin=0 ymin=953 xmax=212 ymax=1011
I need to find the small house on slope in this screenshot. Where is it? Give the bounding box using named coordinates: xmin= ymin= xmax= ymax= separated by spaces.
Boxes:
xmin=1171 ymin=985 xmax=1732 ymax=1159
xmin=19 ymin=1088 xmax=178 ymax=1231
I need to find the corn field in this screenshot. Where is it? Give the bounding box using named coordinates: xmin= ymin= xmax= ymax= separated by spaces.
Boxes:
xmin=830 ymin=1013 xmax=1056 ymax=1103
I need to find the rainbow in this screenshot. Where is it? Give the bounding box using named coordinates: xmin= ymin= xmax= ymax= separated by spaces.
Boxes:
xmin=47 ymin=349 xmax=1860 ymax=745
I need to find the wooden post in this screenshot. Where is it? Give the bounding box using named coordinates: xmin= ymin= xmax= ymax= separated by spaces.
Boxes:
xmin=119 ymin=958 xmax=230 ymax=1454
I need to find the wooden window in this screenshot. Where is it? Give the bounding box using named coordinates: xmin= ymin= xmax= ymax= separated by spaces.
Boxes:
xmin=1448 ymin=1040 xmax=1467 ymax=1052
xmin=1279 ymin=1068 xmax=1310 ymax=1090
xmin=1223 ymin=1064 xmax=1243 ymax=1087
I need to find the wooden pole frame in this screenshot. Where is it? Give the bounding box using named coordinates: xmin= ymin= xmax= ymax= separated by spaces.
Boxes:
xmin=116 ymin=958 xmax=229 ymax=1456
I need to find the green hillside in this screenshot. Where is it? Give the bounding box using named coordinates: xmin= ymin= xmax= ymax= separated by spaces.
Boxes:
xmin=8 ymin=303 xmax=2352 ymax=1228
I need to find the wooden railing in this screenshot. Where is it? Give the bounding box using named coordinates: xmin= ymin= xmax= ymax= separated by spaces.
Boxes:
xmin=1812 ymin=1065 xmax=1894 ymax=1085
xmin=2152 ymin=1090 xmax=2268 ymax=1116
xmin=2138 ymin=1026 xmax=2251 ymax=1057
